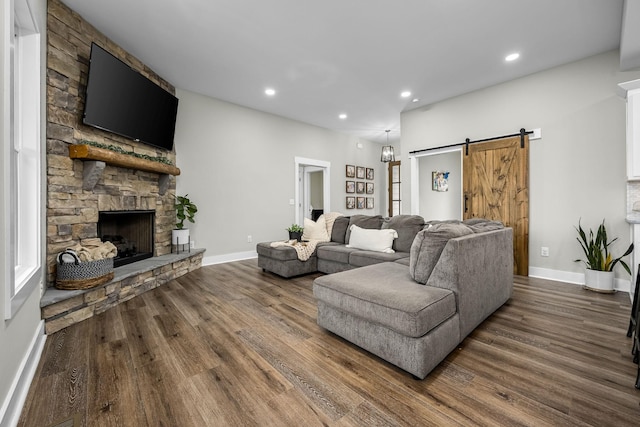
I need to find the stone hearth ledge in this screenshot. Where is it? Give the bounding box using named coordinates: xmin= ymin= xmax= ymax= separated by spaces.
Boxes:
xmin=41 ymin=248 xmax=205 ymax=334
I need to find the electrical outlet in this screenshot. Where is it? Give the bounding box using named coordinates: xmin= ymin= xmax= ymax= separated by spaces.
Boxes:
xmin=190 ymin=240 xmax=195 ymax=249
xmin=247 ymin=235 xmax=252 ymax=243
xmin=541 ymin=246 xmax=549 ymax=257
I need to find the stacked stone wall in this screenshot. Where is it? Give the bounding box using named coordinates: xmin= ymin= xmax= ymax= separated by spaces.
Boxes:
xmin=46 ymin=0 xmax=179 ymax=286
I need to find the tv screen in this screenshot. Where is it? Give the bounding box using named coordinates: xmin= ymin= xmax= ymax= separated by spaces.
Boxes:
xmin=83 ymin=43 xmax=178 ymax=151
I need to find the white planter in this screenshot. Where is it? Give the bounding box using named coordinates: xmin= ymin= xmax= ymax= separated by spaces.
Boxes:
xmin=584 ymin=269 xmax=615 ymax=293
xmin=172 ymin=228 xmax=190 ymax=245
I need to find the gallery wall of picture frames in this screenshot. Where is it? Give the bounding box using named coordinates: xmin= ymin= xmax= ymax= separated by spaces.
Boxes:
xmin=345 ymin=164 xmax=374 ymax=210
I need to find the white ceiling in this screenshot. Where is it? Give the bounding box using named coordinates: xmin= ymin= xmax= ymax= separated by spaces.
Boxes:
xmin=61 ymin=0 xmax=640 ymax=144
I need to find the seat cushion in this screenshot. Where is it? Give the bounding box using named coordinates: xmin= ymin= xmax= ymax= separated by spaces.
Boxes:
xmin=317 ymin=244 xmax=359 ymax=264
xmin=313 ymin=262 xmax=456 ymax=338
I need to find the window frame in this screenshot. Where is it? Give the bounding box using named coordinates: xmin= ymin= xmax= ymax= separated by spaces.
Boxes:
xmin=4 ymin=0 xmax=43 ymax=319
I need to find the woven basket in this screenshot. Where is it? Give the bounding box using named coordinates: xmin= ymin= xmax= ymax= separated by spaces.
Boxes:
xmin=55 ymin=250 xmax=114 ymax=290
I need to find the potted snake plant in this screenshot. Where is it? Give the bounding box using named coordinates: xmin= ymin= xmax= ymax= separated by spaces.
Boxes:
xmin=574 ymin=219 xmax=633 ymax=293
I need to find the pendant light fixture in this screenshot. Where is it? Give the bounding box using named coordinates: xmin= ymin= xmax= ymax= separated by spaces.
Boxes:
xmin=381 ymin=129 xmax=395 ymax=162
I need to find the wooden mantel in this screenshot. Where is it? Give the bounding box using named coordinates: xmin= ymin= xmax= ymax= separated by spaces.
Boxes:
xmin=68 ymin=144 xmax=180 ymax=195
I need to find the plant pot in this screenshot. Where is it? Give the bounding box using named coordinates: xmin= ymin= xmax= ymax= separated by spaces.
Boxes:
xmin=172 ymin=228 xmax=190 ymax=245
xmin=584 ymin=269 xmax=615 ymax=293
xmin=288 ymin=231 xmax=302 ymax=242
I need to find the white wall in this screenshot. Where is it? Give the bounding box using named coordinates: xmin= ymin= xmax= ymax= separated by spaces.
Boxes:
xmin=1 ymin=0 xmax=47 ymax=424
xmin=401 ymin=50 xmax=640 ymax=286
xmin=309 ymin=170 xmax=323 ymax=209
xmin=417 ymin=151 xmax=462 ymax=220
xmin=173 ymin=89 xmax=385 ymax=264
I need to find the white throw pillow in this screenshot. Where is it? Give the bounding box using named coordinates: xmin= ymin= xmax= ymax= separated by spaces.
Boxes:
xmin=346 ymin=224 xmax=397 ymax=253
xmin=302 ymin=217 xmax=330 ymax=241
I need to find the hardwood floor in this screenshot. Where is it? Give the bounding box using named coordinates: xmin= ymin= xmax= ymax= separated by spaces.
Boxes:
xmin=19 ymin=260 xmax=640 ymax=426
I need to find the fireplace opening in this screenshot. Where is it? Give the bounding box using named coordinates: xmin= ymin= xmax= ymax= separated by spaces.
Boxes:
xmin=98 ymin=210 xmax=155 ymax=268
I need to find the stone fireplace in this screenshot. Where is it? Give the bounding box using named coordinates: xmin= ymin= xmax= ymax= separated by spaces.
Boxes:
xmin=41 ymin=0 xmax=204 ymax=334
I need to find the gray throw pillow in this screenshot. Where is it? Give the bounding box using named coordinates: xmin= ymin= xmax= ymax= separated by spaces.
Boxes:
xmin=345 ymin=215 xmax=384 ymax=243
xmin=331 ymin=216 xmax=350 ymax=243
xmin=409 ymin=222 xmax=474 ymax=284
xmin=382 ymin=215 xmax=425 ymax=253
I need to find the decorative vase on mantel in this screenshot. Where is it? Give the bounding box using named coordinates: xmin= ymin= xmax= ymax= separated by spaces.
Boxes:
xmin=584 ymin=269 xmax=615 ymax=293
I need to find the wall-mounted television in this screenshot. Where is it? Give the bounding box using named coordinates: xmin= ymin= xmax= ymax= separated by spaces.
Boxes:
xmin=83 ymin=43 xmax=179 ymax=151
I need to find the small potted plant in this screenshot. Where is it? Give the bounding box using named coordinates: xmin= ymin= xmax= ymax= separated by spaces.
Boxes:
xmin=286 ymin=224 xmax=303 ymax=242
xmin=172 ymin=194 xmax=198 ymax=246
xmin=574 ymin=219 xmax=633 ymax=293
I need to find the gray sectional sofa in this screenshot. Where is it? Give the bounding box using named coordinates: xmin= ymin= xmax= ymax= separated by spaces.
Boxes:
xmin=257 ymin=215 xmax=514 ymax=379
xmin=257 ymin=214 xmax=424 ymax=277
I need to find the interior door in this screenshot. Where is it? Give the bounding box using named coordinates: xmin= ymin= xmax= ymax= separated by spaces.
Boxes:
xmin=388 ymin=161 xmax=401 ymax=216
xmin=463 ymin=135 xmax=529 ymax=275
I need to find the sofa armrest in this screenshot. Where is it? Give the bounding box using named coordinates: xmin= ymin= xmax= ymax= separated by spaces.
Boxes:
xmin=425 ymin=228 xmax=513 ymax=338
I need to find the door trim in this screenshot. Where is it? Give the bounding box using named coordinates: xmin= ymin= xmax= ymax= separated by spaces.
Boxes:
xmin=294 ymin=157 xmax=331 ymax=226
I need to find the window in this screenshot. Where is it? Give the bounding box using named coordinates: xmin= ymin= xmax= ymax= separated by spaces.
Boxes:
xmin=388 ymin=161 xmax=401 ymax=216
xmin=4 ymin=0 xmax=42 ymax=319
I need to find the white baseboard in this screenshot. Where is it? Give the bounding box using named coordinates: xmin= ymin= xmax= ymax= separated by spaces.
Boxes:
xmin=0 ymin=321 xmax=46 ymax=427
xmin=201 ymin=251 xmax=257 ymax=266
xmin=528 ymin=266 xmax=631 ymax=294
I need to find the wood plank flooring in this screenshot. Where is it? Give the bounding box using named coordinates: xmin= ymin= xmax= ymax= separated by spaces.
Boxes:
xmin=18 ymin=260 xmax=640 ymax=426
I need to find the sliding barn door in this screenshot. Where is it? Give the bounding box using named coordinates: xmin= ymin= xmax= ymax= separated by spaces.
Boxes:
xmin=463 ymin=135 xmax=529 ymax=276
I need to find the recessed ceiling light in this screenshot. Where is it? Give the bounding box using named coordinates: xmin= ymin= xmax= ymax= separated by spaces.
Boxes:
xmin=265 ymin=88 xmax=276 ymax=96
xmin=505 ymin=53 xmax=520 ymax=62
xmin=339 ymin=113 xmax=347 ymax=120
xmin=412 ymin=98 xmax=420 ymax=103
xmin=400 ymin=91 xmax=412 ymax=98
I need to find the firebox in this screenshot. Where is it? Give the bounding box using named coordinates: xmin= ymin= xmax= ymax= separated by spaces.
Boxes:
xmin=98 ymin=210 xmax=155 ymax=268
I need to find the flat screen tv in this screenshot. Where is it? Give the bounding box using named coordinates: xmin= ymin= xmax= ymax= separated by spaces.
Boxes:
xmin=83 ymin=43 xmax=178 ymax=151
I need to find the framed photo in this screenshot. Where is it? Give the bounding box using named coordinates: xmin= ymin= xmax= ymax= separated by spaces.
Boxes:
xmin=432 ymin=171 xmax=449 ymax=192
xmin=356 ymin=166 xmax=365 ymax=179
xmin=366 ymin=182 xmax=374 ymax=194
xmin=366 ymin=197 xmax=374 ymax=209
xmin=366 ymin=168 xmax=374 ymax=180
xmin=346 ymin=165 xmax=355 ymax=178
xmin=356 ymin=197 xmax=365 ymax=209
xmin=356 ymin=181 xmax=365 ymax=193
xmin=346 ymin=196 xmax=356 ymax=209
xmin=346 ymin=181 xmax=355 ymax=193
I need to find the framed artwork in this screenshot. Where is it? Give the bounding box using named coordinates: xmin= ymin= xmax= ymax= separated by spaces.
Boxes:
xmin=366 ymin=182 xmax=374 ymax=194
xmin=346 ymin=165 xmax=355 ymax=178
xmin=346 ymin=181 xmax=355 ymax=193
xmin=356 ymin=181 xmax=365 ymax=193
xmin=432 ymin=171 xmax=450 ymax=192
xmin=356 ymin=166 xmax=365 ymax=179
xmin=356 ymin=197 xmax=365 ymax=209
xmin=366 ymin=197 xmax=374 ymax=209
xmin=346 ymin=196 xmax=356 ymax=209
xmin=366 ymin=168 xmax=374 ymax=180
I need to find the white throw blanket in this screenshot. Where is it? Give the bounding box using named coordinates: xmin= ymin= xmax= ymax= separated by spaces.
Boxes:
xmin=270 ymin=239 xmax=324 ymax=261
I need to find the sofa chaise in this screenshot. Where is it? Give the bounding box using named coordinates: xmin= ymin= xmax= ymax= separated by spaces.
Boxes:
xmin=313 ymin=223 xmax=513 ymax=378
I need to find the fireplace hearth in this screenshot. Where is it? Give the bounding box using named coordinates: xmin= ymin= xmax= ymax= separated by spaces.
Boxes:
xmin=98 ymin=210 xmax=155 ymax=267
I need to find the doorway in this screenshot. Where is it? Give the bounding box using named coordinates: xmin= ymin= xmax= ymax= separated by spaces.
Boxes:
xmin=294 ymin=157 xmax=331 ymax=226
